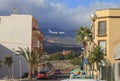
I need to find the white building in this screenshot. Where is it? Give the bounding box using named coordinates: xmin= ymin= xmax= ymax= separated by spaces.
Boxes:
xmin=0 ymin=14 xmax=43 ymax=78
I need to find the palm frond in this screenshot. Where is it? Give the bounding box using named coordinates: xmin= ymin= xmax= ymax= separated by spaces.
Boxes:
xmin=24 ymin=47 xmax=31 ymax=61
xmin=76 ymin=26 xmax=92 ymax=43
xmin=18 ymin=47 xmax=28 ymax=61
xmin=4 ymin=56 xmax=13 ymax=67
xmin=90 ymin=45 xmax=104 ymax=63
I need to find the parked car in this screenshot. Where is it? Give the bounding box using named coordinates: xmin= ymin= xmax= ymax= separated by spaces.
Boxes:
xmin=54 ymin=69 xmax=61 ymax=75
xmin=22 ymin=72 xmax=28 ymax=78
xmin=37 ymin=71 xmax=48 ymax=79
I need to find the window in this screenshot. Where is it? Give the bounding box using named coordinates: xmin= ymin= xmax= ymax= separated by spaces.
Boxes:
xmin=98 ymin=40 xmax=106 ymax=54
xmin=98 ymin=21 xmax=106 ymax=36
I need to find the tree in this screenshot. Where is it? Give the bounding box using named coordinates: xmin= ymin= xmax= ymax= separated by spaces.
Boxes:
xmin=17 ymin=47 xmax=42 ymax=79
xmin=89 ymin=45 xmax=104 ymax=79
xmin=49 ymin=52 xmax=64 ymax=60
xmin=70 ymin=57 xmax=82 ymax=65
xmin=76 ymin=26 xmax=92 ymax=70
xmin=87 ymin=51 xmax=95 ymax=78
xmin=64 ymin=50 xmax=76 ymax=60
xmin=76 ymin=26 xmax=92 ymax=56
xmin=4 ymin=56 xmax=13 ymax=79
xmin=91 ymin=45 xmax=104 ymax=66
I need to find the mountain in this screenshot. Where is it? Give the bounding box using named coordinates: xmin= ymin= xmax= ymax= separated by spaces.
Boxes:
xmin=39 ymin=27 xmax=82 ymax=54
xmin=44 ymin=36 xmax=77 ymax=45
xmin=43 ymin=40 xmax=82 ymax=54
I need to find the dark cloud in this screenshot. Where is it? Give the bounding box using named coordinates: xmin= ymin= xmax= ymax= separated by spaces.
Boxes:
xmin=0 ymin=0 xmax=119 ymax=29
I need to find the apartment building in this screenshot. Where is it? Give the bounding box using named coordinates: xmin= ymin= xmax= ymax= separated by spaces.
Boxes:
xmin=0 ymin=14 xmax=43 ymax=78
xmin=90 ymin=8 xmax=120 ymax=81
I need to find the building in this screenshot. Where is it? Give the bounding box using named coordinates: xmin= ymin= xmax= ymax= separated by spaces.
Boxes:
xmin=62 ymin=49 xmax=69 ymax=56
xmin=90 ymin=8 xmax=120 ymax=81
xmin=0 ymin=14 xmax=43 ymax=78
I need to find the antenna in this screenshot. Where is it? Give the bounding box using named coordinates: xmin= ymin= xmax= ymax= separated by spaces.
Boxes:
xmin=12 ymin=8 xmax=18 ymax=14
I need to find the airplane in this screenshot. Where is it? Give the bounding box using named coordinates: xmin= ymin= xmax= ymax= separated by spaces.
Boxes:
xmin=48 ymin=29 xmax=65 ymax=35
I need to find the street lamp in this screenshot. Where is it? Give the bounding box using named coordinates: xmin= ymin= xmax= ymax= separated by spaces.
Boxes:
xmin=90 ymin=13 xmax=97 ymax=78
xmin=12 ymin=48 xmax=15 ymax=80
xmin=90 ymin=13 xmax=97 ymax=21
xmin=90 ymin=13 xmax=97 ymax=42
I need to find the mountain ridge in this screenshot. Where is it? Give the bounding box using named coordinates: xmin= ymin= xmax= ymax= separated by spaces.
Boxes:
xmin=43 ymin=40 xmax=82 ymax=54
xmin=39 ymin=27 xmax=82 ymax=54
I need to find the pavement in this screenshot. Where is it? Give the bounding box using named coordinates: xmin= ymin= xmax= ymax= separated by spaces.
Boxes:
xmin=0 ymin=78 xmax=37 ymax=81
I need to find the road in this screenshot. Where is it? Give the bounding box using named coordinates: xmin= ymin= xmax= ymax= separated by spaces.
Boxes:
xmin=21 ymin=74 xmax=69 ymax=81
xmin=37 ymin=79 xmax=65 ymax=81
xmin=36 ymin=77 xmax=68 ymax=81
xmin=22 ymin=78 xmax=67 ymax=81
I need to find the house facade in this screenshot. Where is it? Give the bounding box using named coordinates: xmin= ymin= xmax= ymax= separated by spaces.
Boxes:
xmin=90 ymin=8 xmax=120 ymax=81
xmin=0 ymin=14 xmax=43 ymax=78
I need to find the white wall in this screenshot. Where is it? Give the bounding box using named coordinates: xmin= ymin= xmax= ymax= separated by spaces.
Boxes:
xmin=0 ymin=46 xmax=28 ymax=78
xmin=0 ymin=14 xmax=32 ymax=49
xmin=0 ymin=14 xmax=33 ymax=78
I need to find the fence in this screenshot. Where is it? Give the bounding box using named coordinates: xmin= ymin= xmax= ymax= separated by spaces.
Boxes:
xmin=101 ymin=66 xmax=114 ymax=81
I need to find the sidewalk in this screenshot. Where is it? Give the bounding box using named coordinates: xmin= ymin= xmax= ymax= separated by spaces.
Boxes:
xmin=0 ymin=78 xmax=37 ymax=81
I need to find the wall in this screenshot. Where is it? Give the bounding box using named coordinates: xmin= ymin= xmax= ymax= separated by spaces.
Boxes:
xmin=94 ymin=9 xmax=120 ymax=64
xmin=0 ymin=14 xmax=33 ymax=78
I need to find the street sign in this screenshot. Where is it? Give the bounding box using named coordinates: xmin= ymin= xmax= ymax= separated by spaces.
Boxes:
xmin=83 ymin=58 xmax=87 ymax=64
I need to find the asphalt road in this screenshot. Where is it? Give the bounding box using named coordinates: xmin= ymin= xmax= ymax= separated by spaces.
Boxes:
xmin=37 ymin=79 xmax=65 ymax=81
xmin=22 ymin=78 xmax=67 ymax=81
xmin=36 ymin=77 xmax=68 ymax=81
xmin=22 ymin=74 xmax=69 ymax=81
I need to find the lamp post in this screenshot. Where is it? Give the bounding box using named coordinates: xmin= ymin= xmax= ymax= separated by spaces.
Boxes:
xmin=12 ymin=48 xmax=15 ymax=80
xmin=90 ymin=13 xmax=97 ymax=41
xmin=90 ymin=13 xmax=97 ymax=78
xmin=12 ymin=54 xmax=14 ymax=80
xmin=84 ymin=35 xmax=88 ymax=73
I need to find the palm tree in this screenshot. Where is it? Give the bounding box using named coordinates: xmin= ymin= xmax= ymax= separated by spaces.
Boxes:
xmin=89 ymin=45 xmax=104 ymax=79
xmin=76 ymin=26 xmax=92 ymax=56
xmin=4 ymin=56 xmax=13 ymax=79
xmin=17 ymin=47 xmax=42 ymax=79
xmin=76 ymin=26 xmax=92 ymax=70
xmin=87 ymin=53 xmax=94 ymax=78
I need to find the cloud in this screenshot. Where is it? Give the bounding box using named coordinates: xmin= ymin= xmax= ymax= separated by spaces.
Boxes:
xmin=0 ymin=0 xmax=119 ymax=29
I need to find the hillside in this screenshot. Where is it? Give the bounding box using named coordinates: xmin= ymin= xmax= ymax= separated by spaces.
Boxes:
xmin=40 ymin=27 xmax=82 ymax=54
xmin=43 ymin=40 xmax=82 ymax=54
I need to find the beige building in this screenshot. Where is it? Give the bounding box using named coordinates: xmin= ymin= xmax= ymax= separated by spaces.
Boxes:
xmin=90 ymin=8 xmax=120 ymax=81
xmin=91 ymin=8 xmax=120 ymax=64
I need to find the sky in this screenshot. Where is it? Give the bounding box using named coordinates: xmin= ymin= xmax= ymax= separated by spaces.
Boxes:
xmin=0 ymin=0 xmax=120 ymax=30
